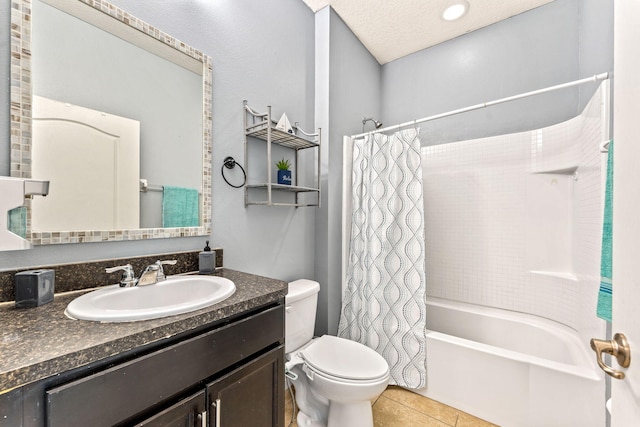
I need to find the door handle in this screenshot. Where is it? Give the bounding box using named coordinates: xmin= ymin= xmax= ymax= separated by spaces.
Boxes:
xmin=211 ymin=398 xmax=221 ymax=427
xmin=590 ymin=333 xmax=631 ymax=379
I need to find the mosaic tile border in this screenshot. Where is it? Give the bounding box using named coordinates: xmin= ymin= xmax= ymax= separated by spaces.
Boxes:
xmin=10 ymin=0 xmax=213 ymax=245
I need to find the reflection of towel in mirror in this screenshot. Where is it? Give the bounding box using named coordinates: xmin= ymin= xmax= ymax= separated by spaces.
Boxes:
xmin=162 ymin=186 xmax=199 ymax=228
xmin=8 ymin=206 xmax=27 ymax=238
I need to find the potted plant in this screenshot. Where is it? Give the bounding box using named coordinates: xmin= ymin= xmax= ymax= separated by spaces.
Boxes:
xmin=276 ymin=158 xmax=292 ymax=185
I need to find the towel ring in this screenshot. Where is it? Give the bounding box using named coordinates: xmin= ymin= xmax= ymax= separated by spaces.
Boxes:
xmin=221 ymin=156 xmax=246 ymax=188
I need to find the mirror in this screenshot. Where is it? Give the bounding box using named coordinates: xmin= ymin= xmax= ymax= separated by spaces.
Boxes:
xmin=9 ymin=0 xmax=212 ymax=245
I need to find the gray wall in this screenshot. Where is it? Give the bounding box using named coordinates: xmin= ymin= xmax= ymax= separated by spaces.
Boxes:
xmin=381 ymin=0 xmax=613 ymax=146
xmin=314 ymin=7 xmax=381 ymax=335
xmin=578 ymin=0 xmax=614 ymax=109
xmin=0 ymin=0 xmax=317 ymax=285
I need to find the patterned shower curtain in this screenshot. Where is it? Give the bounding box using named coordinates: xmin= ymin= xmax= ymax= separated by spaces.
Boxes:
xmin=338 ymin=128 xmax=427 ymax=389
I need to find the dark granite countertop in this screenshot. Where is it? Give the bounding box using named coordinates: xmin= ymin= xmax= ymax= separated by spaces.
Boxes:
xmin=0 ymin=269 xmax=287 ymax=393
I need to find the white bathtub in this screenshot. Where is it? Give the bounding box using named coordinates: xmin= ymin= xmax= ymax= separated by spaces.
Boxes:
xmin=416 ymin=297 xmax=605 ymax=427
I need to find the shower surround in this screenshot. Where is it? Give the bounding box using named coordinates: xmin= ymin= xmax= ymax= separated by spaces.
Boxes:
xmin=417 ymin=83 xmax=609 ymax=426
xmin=423 ymin=83 xmax=608 ymax=343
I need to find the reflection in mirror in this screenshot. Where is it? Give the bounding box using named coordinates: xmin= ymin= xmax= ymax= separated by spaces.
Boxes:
xmin=32 ymin=96 xmax=141 ymax=231
xmin=9 ymin=0 xmax=212 ymax=245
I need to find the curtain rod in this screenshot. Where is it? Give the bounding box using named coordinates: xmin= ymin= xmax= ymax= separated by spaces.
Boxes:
xmin=351 ymin=72 xmax=609 ymax=139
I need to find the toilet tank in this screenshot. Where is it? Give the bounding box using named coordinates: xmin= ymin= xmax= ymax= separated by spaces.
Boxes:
xmin=285 ymin=279 xmax=320 ymax=353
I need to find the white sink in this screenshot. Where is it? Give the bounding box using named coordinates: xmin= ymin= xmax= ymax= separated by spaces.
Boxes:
xmin=65 ymin=275 xmax=235 ymax=322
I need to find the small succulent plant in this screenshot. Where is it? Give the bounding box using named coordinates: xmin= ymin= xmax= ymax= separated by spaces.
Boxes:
xmin=276 ymin=158 xmax=291 ymax=171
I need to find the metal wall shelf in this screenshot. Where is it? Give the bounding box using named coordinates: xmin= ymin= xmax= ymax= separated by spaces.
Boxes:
xmin=245 ymin=122 xmax=319 ymax=150
xmin=243 ymin=101 xmax=321 ymax=207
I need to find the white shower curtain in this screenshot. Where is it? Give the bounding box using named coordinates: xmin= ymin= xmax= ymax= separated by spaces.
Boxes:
xmin=338 ymin=128 xmax=427 ymax=389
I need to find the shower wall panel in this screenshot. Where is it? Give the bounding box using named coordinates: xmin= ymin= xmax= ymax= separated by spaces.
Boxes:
xmin=422 ymin=84 xmax=607 ymax=333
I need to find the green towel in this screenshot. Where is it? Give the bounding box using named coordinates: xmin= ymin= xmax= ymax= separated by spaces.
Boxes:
xmin=162 ymin=186 xmax=199 ymax=228
xmin=597 ymin=140 xmax=613 ymax=322
xmin=8 ymin=206 xmax=27 ymax=238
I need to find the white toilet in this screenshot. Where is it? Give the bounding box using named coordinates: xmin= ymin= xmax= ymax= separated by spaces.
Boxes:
xmin=285 ymin=279 xmax=390 ymax=427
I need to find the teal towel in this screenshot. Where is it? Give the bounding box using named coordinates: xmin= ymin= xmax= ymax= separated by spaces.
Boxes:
xmin=162 ymin=186 xmax=199 ymax=228
xmin=7 ymin=206 xmax=27 ymax=238
xmin=597 ymin=140 xmax=613 ymax=321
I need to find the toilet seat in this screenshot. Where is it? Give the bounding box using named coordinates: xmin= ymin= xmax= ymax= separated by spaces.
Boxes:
xmin=300 ymin=335 xmax=389 ymax=382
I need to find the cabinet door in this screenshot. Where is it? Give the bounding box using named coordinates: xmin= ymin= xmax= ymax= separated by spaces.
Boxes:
xmin=134 ymin=390 xmax=206 ymax=427
xmin=207 ymin=346 xmax=284 ymax=427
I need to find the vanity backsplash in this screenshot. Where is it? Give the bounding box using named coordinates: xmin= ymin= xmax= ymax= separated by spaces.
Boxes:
xmin=0 ymin=249 xmax=223 ymax=303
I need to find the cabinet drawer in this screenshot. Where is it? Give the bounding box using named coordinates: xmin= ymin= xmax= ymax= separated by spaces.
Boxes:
xmin=46 ymin=305 xmax=284 ymax=427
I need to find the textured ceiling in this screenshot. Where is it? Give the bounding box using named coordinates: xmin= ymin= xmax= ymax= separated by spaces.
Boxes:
xmin=301 ymin=0 xmax=555 ymax=64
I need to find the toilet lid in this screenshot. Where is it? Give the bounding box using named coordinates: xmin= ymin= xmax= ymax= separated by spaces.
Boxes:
xmin=300 ymin=335 xmax=389 ymax=381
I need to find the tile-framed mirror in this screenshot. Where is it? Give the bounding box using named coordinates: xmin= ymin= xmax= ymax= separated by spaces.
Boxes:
xmin=9 ymin=0 xmax=212 ymax=245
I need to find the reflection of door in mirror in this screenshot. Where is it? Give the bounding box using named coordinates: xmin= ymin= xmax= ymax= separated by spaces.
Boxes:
xmin=31 ymin=96 xmax=140 ymax=232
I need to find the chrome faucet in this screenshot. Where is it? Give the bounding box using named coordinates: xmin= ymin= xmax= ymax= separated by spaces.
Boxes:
xmin=137 ymin=260 xmax=177 ymax=286
xmin=105 ymin=264 xmax=138 ymax=287
xmin=106 ymin=260 xmax=177 ymax=287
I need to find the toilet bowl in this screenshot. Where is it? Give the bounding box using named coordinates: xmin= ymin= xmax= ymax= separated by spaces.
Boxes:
xmin=285 ymin=280 xmax=390 ymax=427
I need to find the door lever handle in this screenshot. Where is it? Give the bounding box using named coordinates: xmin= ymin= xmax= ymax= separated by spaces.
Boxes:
xmin=590 ymin=333 xmax=631 ymax=379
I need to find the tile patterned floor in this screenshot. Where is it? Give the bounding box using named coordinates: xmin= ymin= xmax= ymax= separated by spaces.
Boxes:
xmin=284 ymin=385 xmax=499 ymax=427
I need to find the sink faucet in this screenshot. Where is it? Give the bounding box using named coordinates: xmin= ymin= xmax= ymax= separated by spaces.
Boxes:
xmin=138 ymin=260 xmax=177 ymax=286
xmin=106 ymin=260 xmax=177 ymax=287
xmin=105 ymin=264 xmax=138 ymax=287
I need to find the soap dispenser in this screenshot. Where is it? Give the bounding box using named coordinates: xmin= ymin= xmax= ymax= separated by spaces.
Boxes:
xmin=199 ymin=241 xmax=215 ymax=274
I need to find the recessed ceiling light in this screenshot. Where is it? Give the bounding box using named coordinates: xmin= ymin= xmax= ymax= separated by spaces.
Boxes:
xmin=442 ymin=1 xmax=470 ymax=21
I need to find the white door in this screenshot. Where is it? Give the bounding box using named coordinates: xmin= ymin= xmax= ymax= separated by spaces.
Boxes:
xmin=610 ymin=1 xmax=640 ymax=424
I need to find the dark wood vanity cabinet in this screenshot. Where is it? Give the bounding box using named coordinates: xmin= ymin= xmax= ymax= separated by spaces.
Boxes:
xmin=207 ymin=347 xmax=283 ymax=427
xmin=136 ymin=346 xmax=284 ymax=427
xmin=133 ymin=346 xmax=284 ymax=427
xmin=1 ymin=303 xmax=284 ymax=427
